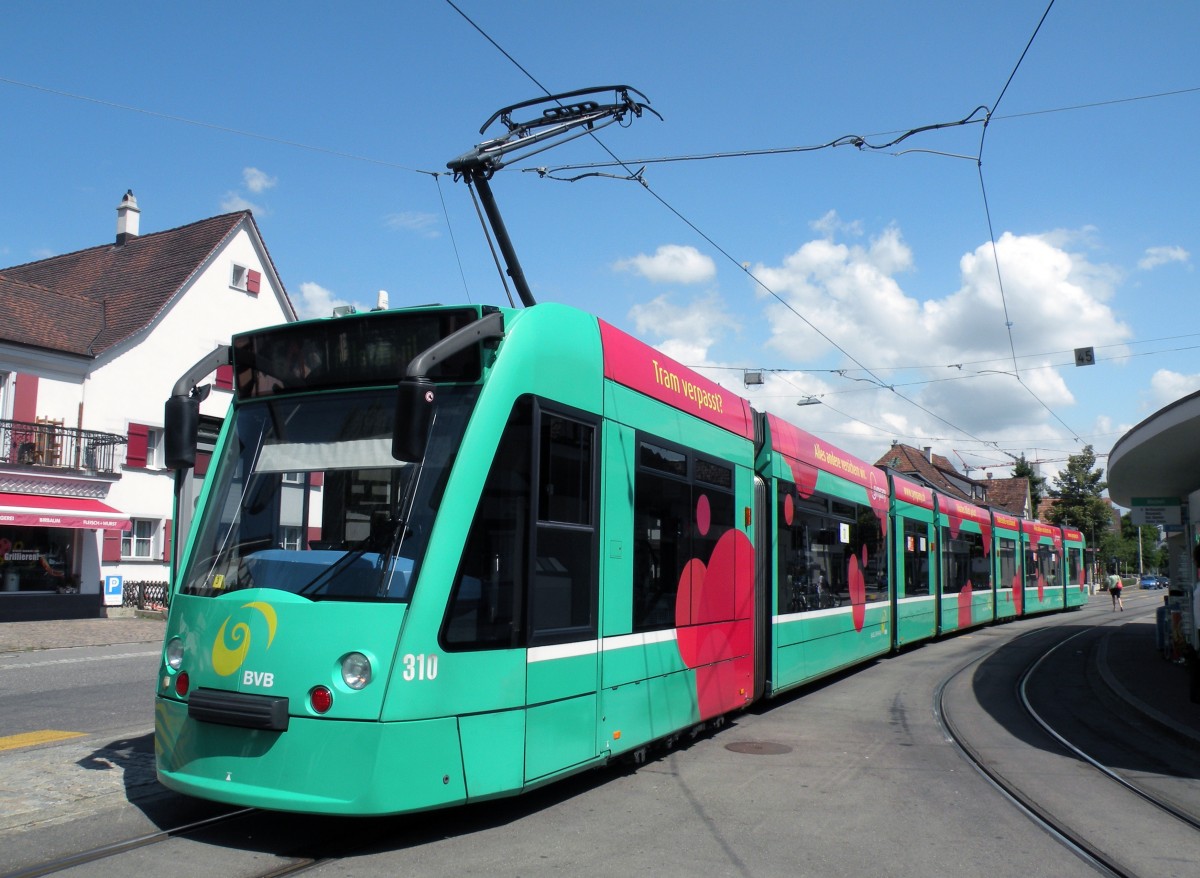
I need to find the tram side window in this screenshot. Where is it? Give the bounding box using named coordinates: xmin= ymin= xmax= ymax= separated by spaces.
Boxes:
xmin=444 ymin=400 xmax=533 ymax=649
xmin=1067 ymin=548 xmax=1082 ymax=587
xmin=531 ymin=412 xmax=596 ymax=638
xmin=941 ymin=528 xmax=985 ymax=594
xmin=632 ymin=440 xmax=735 ymax=632
xmin=778 ymin=487 xmax=888 ymax=613
xmin=998 ymin=537 xmax=1019 ymax=590
xmin=1040 ymin=546 xmax=1059 ymax=586
xmin=633 ymin=457 xmax=692 ymax=632
xmin=902 ymin=517 xmax=930 ymax=597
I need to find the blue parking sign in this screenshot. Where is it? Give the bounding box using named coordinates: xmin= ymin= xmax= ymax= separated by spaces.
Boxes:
xmin=104 ymin=575 xmax=123 ymax=607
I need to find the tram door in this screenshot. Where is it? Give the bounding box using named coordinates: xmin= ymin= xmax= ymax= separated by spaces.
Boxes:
xmin=523 ymin=408 xmax=600 ymax=782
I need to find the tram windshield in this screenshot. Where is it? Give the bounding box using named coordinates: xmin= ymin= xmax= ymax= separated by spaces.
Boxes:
xmin=178 ymin=385 xmax=478 ymax=601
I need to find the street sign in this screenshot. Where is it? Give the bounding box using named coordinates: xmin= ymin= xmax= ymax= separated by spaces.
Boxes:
xmin=103 ymin=574 xmax=123 ymax=607
xmin=1074 ymin=347 xmax=1096 ymax=366
xmin=1130 ymin=497 xmax=1181 ymax=526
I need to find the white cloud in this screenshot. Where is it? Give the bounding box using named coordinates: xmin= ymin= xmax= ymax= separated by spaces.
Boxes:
xmin=243 ymin=167 xmax=278 ymax=194
xmin=1148 ymin=369 xmax=1200 ymax=408
xmin=628 ymin=292 xmax=735 ymax=364
xmin=810 ymin=209 xmax=863 ymax=239
xmin=295 ymin=281 xmax=356 ymax=321
xmin=615 ymin=244 xmax=716 ymax=284
xmin=1138 ymin=245 xmax=1190 ymax=271
xmin=634 ymin=223 xmax=1133 ymax=463
xmin=386 ymin=211 xmax=440 ymax=238
xmin=221 ymin=192 xmax=264 ymax=214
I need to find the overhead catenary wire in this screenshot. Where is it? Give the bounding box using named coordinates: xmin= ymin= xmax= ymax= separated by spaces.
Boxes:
xmin=5 ymin=9 xmax=1187 ymax=453
xmin=441 ymin=0 xmax=1073 ymax=458
xmin=699 ymin=334 xmax=1200 ymax=383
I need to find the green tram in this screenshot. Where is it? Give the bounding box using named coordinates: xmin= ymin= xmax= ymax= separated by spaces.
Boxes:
xmin=154 ymin=301 xmax=1088 ymax=815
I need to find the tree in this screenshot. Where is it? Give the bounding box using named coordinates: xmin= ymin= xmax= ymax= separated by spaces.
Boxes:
xmin=1097 ymin=513 xmax=1167 ymax=575
xmin=1012 ymin=453 xmax=1046 ymax=513
xmin=1046 ymin=445 xmax=1111 ymax=538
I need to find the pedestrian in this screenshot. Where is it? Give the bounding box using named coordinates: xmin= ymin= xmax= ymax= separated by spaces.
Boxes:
xmin=1107 ymin=570 xmax=1124 ymax=611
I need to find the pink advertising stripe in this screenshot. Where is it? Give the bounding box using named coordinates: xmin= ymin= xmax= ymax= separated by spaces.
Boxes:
xmin=598 ymin=320 xmax=754 ymax=439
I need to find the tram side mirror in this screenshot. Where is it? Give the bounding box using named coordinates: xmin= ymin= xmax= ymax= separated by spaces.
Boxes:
xmin=164 ymin=394 xmax=200 ymax=470
xmin=393 ymin=379 xmax=434 ymax=463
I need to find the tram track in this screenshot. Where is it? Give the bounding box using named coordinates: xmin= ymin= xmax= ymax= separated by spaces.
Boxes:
xmin=937 ymin=608 xmax=1200 ymax=878
xmin=1 ymin=807 xmax=255 ymax=878
xmin=1020 ymin=626 xmax=1200 ymax=834
xmin=1 ymin=804 xmax=363 ymax=878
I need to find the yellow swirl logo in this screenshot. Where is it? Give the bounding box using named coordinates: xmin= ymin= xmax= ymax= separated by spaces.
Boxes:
xmin=211 ymin=601 xmax=277 ymax=677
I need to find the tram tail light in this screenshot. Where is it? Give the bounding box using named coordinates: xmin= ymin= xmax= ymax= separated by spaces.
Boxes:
xmin=310 ymin=686 xmax=333 ymax=714
xmin=175 ymin=672 xmax=190 ymax=697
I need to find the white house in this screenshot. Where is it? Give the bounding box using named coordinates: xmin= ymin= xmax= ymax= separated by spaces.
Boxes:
xmin=0 ymin=192 xmax=295 ymax=621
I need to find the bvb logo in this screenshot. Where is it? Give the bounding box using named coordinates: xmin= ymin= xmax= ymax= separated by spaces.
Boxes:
xmin=211 ymin=601 xmax=277 ymax=677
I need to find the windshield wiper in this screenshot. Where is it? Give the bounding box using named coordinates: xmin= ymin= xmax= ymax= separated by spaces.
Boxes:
xmin=296 ymin=513 xmax=405 ymax=598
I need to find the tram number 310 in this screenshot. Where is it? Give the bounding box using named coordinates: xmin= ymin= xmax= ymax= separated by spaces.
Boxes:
xmin=402 ymin=653 xmax=439 ymax=682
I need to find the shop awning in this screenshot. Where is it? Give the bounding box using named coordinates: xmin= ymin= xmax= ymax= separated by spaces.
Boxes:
xmin=0 ymin=492 xmax=131 ymax=531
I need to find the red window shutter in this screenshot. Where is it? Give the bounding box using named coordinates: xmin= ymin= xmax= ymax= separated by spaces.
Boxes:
xmin=246 ymin=269 xmax=261 ymax=295
xmin=126 ymin=423 xmax=149 ymax=467
xmin=102 ymin=530 xmax=122 ymax=562
xmin=307 ymin=526 xmax=322 ymax=547
xmin=195 ymin=451 xmax=211 ymax=478
xmin=215 ymin=364 xmax=233 ymax=391
xmin=163 ymin=519 xmax=173 ymax=562
xmin=12 ymin=373 xmax=38 ymax=423
xmin=310 ymin=472 xmax=324 ymax=487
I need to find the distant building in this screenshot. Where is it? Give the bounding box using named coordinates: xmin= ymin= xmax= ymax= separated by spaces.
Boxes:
xmin=0 ymin=192 xmax=295 ymax=621
xmin=981 ymin=473 xmax=1032 ymax=518
xmin=874 ymin=443 xmax=986 ymax=504
xmin=874 ymin=442 xmax=1032 ymax=517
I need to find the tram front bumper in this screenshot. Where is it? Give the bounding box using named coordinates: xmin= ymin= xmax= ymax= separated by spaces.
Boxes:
xmin=154 ymin=696 xmax=467 ymax=815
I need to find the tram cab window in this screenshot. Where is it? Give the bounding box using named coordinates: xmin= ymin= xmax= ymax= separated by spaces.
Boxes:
xmin=443 ymin=398 xmax=598 ymax=650
xmin=632 ymin=439 xmax=736 ymax=633
xmin=777 ymin=486 xmax=887 ymax=614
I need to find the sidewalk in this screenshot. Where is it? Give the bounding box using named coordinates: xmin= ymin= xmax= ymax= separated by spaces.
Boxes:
xmin=1102 ymin=596 xmax=1200 ymax=742
xmin=0 ymin=611 xmax=166 ymax=653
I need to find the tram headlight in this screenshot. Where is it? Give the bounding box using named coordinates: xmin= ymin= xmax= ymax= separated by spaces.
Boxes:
xmin=340 ymin=652 xmax=372 ymax=690
xmin=165 ymin=637 xmax=184 ymax=671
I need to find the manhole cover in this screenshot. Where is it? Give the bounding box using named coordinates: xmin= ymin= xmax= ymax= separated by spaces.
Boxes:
xmin=724 ymin=741 xmax=792 ymax=755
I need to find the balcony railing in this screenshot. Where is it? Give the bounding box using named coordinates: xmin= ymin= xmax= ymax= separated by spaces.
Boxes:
xmin=1 ymin=418 xmax=127 ymax=476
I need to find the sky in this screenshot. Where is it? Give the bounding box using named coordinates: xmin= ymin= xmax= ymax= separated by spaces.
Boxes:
xmin=2 ymin=1 xmax=1198 ymax=497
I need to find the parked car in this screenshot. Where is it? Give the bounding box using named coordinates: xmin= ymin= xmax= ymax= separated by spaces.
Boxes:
xmin=1138 ymin=575 xmax=1165 ymax=590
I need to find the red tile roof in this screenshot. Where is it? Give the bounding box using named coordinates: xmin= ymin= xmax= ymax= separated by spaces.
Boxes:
xmin=875 ymin=443 xmax=981 ymax=502
xmin=981 ymin=476 xmax=1030 ymax=517
xmin=1 ymin=211 xmax=281 ymax=357
xmin=0 ymin=275 xmax=103 ymax=358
